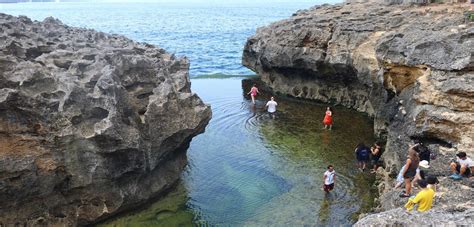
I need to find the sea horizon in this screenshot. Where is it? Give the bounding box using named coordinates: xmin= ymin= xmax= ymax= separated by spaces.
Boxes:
xmin=0 ymin=0 xmax=343 ymax=76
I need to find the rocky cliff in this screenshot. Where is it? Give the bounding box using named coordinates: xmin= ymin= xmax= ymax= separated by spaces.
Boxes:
xmin=243 ymin=1 xmax=473 ymax=225
xmin=0 ymin=14 xmax=211 ymax=225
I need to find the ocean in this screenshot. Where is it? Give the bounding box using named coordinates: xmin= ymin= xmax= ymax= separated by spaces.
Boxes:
xmin=1 ymin=0 xmax=341 ymax=76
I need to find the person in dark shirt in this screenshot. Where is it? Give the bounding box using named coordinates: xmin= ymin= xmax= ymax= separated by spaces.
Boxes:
xmin=355 ymin=143 xmax=370 ymax=172
xmin=370 ymin=142 xmax=383 ymax=173
xmin=414 ymin=140 xmax=431 ymax=162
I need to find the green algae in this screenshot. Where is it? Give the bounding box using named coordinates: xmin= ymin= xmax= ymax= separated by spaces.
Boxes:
xmin=257 ymin=95 xmax=377 ymax=224
xmin=99 ymin=78 xmax=377 ymax=226
xmin=98 ymin=184 xmax=194 ymax=227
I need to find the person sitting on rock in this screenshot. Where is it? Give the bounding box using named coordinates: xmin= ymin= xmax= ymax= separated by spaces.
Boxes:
xmin=426 ymin=175 xmax=439 ymax=192
xmin=450 ymin=152 xmax=474 ymax=178
xmin=404 ymin=179 xmax=435 ymax=212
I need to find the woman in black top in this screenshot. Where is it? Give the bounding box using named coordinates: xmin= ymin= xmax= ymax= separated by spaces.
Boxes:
xmin=370 ymin=142 xmax=382 ymax=173
xmin=400 ymin=147 xmax=420 ymax=197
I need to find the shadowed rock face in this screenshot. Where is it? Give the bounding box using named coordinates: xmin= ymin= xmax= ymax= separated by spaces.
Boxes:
xmin=0 ymin=14 xmax=211 ymax=225
xmin=243 ymin=1 xmax=473 ymax=225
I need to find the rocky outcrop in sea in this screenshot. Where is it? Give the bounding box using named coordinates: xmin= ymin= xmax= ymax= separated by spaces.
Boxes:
xmin=243 ymin=0 xmax=473 ymax=225
xmin=0 ymin=14 xmax=211 ymax=225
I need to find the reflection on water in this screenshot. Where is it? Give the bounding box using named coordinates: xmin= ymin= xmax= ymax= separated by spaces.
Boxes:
xmin=101 ymin=77 xmax=375 ymax=226
xmin=319 ymin=196 xmax=331 ymax=224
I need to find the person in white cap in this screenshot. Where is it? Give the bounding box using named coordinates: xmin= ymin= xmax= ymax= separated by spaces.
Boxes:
xmin=419 ymin=160 xmax=430 ymax=169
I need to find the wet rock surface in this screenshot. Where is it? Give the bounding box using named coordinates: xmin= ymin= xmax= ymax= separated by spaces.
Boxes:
xmin=0 ymin=14 xmax=211 ymax=225
xmin=243 ymin=1 xmax=473 ymax=225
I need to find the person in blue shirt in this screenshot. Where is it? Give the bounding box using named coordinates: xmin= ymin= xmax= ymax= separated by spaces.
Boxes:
xmin=355 ymin=143 xmax=370 ymax=172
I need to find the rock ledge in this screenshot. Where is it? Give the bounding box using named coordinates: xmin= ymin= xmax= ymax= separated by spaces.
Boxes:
xmin=0 ymin=14 xmax=211 ymax=225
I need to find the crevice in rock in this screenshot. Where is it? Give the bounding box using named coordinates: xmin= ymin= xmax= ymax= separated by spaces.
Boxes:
xmin=321 ymin=23 xmax=335 ymax=60
xmin=136 ymin=92 xmax=153 ymax=100
xmin=409 ymin=135 xmax=453 ymax=148
xmin=89 ymin=107 xmax=109 ymax=120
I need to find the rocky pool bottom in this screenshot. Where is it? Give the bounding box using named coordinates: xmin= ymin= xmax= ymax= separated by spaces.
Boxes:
xmin=99 ymin=77 xmax=377 ymax=226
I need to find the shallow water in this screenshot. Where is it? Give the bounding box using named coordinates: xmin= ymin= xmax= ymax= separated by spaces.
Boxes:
xmin=101 ymin=77 xmax=376 ymax=226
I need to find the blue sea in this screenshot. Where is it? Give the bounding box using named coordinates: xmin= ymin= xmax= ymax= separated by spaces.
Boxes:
xmin=1 ymin=0 xmax=341 ymax=76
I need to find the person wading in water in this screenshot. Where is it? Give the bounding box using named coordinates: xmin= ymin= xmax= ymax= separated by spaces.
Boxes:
xmin=323 ymin=165 xmax=336 ymax=193
xmin=265 ymin=96 xmax=278 ymax=119
xmin=247 ymin=84 xmax=260 ymax=105
xmin=322 ymin=107 xmax=333 ymax=130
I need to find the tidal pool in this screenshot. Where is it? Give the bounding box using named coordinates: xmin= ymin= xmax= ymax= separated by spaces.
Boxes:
xmin=100 ymin=77 xmax=376 ymax=226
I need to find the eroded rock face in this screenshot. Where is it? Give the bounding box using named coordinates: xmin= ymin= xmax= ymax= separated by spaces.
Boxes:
xmin=243 ymin=1 xmax=473 ymax=225
xmin=0 ymin=14 xmax=211 ymax=225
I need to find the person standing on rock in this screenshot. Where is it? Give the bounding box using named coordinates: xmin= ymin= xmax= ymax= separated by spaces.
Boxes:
xmin=370 ymin=142 xmax=383 ymax=173
xmin=323 ymin=165 xmax=336 ymax=193
xmin=400 ymin=147 xmax=420 ymax=198
xmin=265 ymin=96 xmax=278 ymax=119
xmin=355 ymin=143 xmax=370 ymax=172
xmin=322 ymin=107 xmax=333 ymax=130
xmin=247 ymin=84 xmax=260 ymax=105
xmin=413 ymin=140 xmax=431 ymax=162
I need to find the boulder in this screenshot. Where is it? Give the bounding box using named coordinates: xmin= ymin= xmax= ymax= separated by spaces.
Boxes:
xmin=0 ymin=14 xmax=211 ymax=225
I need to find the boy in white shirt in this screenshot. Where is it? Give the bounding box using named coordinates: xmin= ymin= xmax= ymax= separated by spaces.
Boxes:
xmin=323 ymin=165 xmax=336 ymax=193
xmin=450 ymin=152 xmax=473 ymax=177
xmin=265 ymin=97 xmax=278 ymax=119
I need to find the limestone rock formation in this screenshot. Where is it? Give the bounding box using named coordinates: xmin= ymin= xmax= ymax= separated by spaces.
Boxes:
xmin=243 ymin=1 xmax=473 ymax=225
xmin=355 ymin=207 xmax=474 ymax=226
xmin=0 ymin=14 xmax=211 ymax=225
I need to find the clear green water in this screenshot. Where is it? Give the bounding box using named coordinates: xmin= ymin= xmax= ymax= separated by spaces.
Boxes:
xmin=100 ymin=77 xmax=376 ymax=226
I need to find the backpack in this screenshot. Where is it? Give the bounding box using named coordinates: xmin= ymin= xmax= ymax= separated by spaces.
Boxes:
xmin=359 ymin=148 xmax=369 ymax=158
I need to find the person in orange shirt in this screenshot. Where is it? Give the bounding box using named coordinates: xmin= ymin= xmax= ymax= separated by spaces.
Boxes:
xmin=322 ymin=107 xmax=333 ymax=130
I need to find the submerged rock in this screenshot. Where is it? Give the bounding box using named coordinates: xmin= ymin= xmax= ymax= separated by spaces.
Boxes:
xmin=243 ymin=1 xmax=473 ymax=225
xmin=0 ymin=14 xmax=211 ymax=225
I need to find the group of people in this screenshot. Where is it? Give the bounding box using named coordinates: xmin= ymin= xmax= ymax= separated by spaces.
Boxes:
xmin=355 ymin=142 xmax=382 ymax=173
xmin=348 ymin=140 xmax=471 ymax=212
xmin=247 ymin=85 xmax=337 ymax=193
xmin=395 ymin=141 xmax=473 ymax=212
xmin=247 ymin=85 xmax=474 ymax=212
xmin=247 ymin=84 xmax=333 ymax=128
xmin=248 ymin=84 xmax=277 ymax=119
